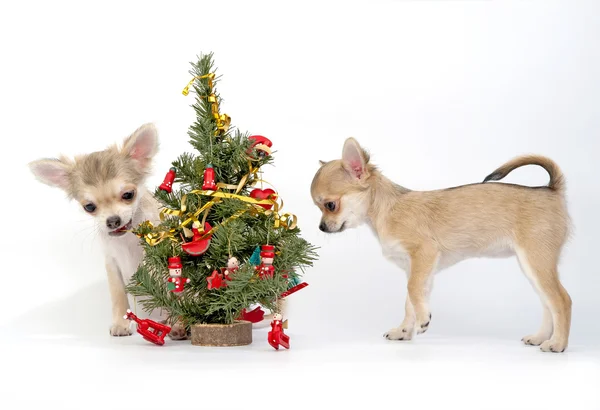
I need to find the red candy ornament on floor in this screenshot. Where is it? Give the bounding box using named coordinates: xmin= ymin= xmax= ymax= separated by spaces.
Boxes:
xmin=123 ymin=310 xmax=171 ymax=346
xmin=268 ymin=313 xmax=290 ymax=350
xmin=167 ymin=256 xmax=190 ymax=293
xmin=159 ymin=167 xmax=176 ymax=193
xmin=202 ymin=164 xmax=217 ymax=191
xmin=182 ymin=221 xmax=212 ymax=256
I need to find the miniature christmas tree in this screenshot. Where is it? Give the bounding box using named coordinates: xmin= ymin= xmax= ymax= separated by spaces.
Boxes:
xmin=128 ymin=53 xmax=317 ymax=337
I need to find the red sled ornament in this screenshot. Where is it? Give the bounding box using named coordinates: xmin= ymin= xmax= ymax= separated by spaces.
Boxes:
xmin=268 ymin=313 xmax=290 ymax=350
xmin=182 ymin=221 xmax=212 ymax=256
xmin=247 ymin=135 xmax=272 ymax=158
xmin=123 ymin=310 xmax=171 ymax=346
xmin=159 ymin=167 xmax=176 ymax=193
xmin=202 ymin=164 xmax=217 ymax=191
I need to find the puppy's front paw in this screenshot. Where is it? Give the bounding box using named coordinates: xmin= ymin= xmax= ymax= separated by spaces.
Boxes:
xmin=416 ymin=313 xmax=432 ymax=335
xmin=540 ymin=339 xmax=568 ymax=353
xmin=168 ymin=323 xmax=188 ymax=340
xmin=521 ymin=334 xmax=549 ymax=346
xmin=384 ymin=326 xmax=413 ymax=341
xmin=110 ymin=320 xmax=132 ymax=337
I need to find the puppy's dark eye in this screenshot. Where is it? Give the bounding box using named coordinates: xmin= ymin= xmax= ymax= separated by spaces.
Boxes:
xmin=325 ymin=202 xmax=336 ymax=212
xmin=122 ymin=191 xmax=135 ymax=201
xmin=83 ymin=203 xmax=96 ymax=213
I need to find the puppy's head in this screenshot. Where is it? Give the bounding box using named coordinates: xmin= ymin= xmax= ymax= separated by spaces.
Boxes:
xmin=29 ymin=123 xmax=158 ymax=237
xmin=311 ymin=138 xmax=373 ymax=233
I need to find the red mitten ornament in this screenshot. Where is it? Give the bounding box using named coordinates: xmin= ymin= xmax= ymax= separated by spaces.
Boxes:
xmin=239 ymin=306 xmax=265 ymax=323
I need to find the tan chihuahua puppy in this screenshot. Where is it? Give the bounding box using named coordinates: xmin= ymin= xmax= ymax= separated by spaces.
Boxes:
xmin=29 ymin=124 xmax=187 ymax=339
xmin=311 ymin=138 xmax=572 ymax=352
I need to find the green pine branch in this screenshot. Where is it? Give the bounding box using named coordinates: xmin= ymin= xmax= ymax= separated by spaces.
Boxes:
xmin=129 ymin=52 xmax=318 ymax=326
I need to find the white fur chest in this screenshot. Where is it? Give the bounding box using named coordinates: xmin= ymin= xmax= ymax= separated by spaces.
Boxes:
xmin=381 ymin=240 xmax=411 ymax=273
xmin=102 ymin=233 xmax=144 ymax=283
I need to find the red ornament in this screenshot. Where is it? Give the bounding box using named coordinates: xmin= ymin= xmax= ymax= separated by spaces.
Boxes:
xmin=222 ymin=256 xmax=239 ymax=280
xmin=167 ymin=256 xmax=190 ymax=293
xmin=238 ymin=306 xmax=265 ymax=323
xmin=202 ymin=164 xmax=217 ymax=191
xmin=207 ymin=270 xmax=226 ymax=290
xmin=280 ymin=282 xmax=309 ymax=299
xmin=268 ymin=313 xmax=290 ymax=350
xmin=123 ymin=310 xmax=171 ymax=346
xmin=257 ymin=245 xmax=275 ymax=279
xmin=182 ymin=222 xmax=212 ymax=256
xmin=248 ymin=135 xmax=272 ymax=158
xmin=159 ymin=167 xmax=177 ymax=193
xmin=249 ymin=188 xmax=277 ymax=210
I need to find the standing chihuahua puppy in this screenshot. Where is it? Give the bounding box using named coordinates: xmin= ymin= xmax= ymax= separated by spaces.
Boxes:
xmin=311 ymin=138 xmax=572 ymax=352
xmin=29 ymin=124 xmax=186 ymax=339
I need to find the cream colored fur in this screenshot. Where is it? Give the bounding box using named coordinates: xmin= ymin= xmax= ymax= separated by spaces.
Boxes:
xmin=29 ymin=124 xmax=188 ymax=339
xmin=311 ymin=138 xmax=572 ymax=353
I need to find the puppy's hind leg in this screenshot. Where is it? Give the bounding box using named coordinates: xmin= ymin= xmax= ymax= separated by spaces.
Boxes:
xmin=515 ymin=246 xmax=571 ymax=353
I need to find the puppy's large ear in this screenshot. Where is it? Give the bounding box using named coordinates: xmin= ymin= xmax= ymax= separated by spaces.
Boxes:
xmin=122 ymin=123 xmax=159 ymax=172
xmin=342 ymin=137 xmax=369 ymax=180
xmin=29 ymin=158 xmax=73 ymax=191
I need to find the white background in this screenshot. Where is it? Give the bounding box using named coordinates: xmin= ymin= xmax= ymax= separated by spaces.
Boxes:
xmin=0 ymin=0 xmax=599 ymax=409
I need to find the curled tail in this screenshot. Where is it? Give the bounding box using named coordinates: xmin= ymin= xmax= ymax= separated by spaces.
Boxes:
xmin=483 ymin=155 xmax=565 ymax=193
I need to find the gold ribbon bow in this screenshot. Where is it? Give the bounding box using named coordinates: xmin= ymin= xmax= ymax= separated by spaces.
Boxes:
xmin=182 ymin=73 xmax=230 ymax=136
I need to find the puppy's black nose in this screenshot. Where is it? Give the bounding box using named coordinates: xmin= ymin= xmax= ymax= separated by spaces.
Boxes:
xmin=319 ymin=222 xmax=328 ymax=232
xmin=106 ymin=216 xmax=122 ymax=229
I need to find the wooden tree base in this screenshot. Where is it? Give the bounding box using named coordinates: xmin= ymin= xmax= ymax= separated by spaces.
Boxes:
xmin=190 ymin=320 xmax=252 ymax=346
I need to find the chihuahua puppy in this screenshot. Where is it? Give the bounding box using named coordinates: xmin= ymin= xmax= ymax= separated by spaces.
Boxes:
xmin=311 ymin=138 xmax=572 ymax=353
xmin=29 ymin=124 xmax=187 ymax=339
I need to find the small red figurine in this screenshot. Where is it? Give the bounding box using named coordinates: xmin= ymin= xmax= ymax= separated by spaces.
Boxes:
xmin=268 ymin=313 xmax=290 ymax=350
xmin=167 ymin=256 xmax=190 ymax=293
xmin=222 ymin=256 xmax=239 ymax=280
xmin=182 ymin=221 xmax=212 ymax=256
xmin=238 ymin=306 xmax=265 ymax=323
xmin=249 ymin=188 xmax=277 ymax=210
xmin=159 ymin=167 xmax=176 ymax=193
xmin=247 ymin=135 xmax=272 ymax=158
xmin=207 ymin=270 xmax=226 ymax=290
xmin=202 ymin=164 xmax=217 ymax=191
xmin=123 ymin=309 xmax=171 ymax=346
xmin=257 ymin=245 xmax=275 ymax=279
